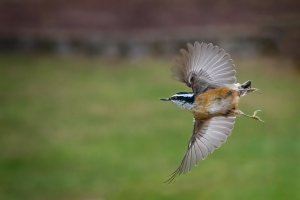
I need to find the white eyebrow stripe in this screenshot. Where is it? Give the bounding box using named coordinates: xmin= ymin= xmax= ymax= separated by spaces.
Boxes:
xmin=173 ymin=93 xmax=194 ymax=98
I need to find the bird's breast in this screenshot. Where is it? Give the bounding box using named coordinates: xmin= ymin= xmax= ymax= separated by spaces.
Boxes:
xmin=192 ymin=87 xmax=239 ymax=120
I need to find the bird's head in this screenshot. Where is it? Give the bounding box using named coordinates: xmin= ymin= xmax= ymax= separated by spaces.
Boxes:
xmin=160 ymin=92 xmax=195 ymax=110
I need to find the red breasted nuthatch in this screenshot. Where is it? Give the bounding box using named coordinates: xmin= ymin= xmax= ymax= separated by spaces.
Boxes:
xmin=161 ymin=42 xmax=263 ymax=183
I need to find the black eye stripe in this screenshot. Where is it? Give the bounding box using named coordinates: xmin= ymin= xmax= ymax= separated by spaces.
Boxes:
xmin=172 ymin=94 xmax=194 ymax=103
xmin=176 ymin=92 xmax=190 ymax=94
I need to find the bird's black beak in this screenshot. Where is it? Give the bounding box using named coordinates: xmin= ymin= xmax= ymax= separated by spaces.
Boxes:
xmin=160 ymin=98 xmax=170 ymax=101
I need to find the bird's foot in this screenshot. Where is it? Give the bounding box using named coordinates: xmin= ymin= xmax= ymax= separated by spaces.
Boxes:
xmin=251 ymin=110 xmax=264 ymax=123
xmin=236 ymin=110 xmax=264 ymax=123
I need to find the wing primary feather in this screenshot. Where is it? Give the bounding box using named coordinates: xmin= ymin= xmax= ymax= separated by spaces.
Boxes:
xmin=195 ymin=139 xmax=204 ymax=159
xmin=211 ymin=131 xmax=228 ymax=141
xmin=172 ymin=42 xmax=236 ymax=93
xmin=194 ymin=42 xmax=202 ymax=72
xmin=185 ymin=148 xmax=191 ymax=173
xmin=206 ymin=50 xmax=227 ymax=72
xmin=192 ymin=141 xmax=199 ymax=166
xmin=197 ymin=137 xmax=209 ymax=159
xmin=200 ymin=136 xmax=214 ymax=153
xmin=199 ymin=43 xmax=209 ymax=70
xmin=180 ymin=152 xmax=188 ymax=175
xmin=202 ymin=51 xmax=223 ymax=71
xmin=187 ymin=43 xmax=195 ymax=72
xmin=200 ymin=44 xmax=216 ymax=71
xmin=204 ymin=134 xmax=222 ymax=148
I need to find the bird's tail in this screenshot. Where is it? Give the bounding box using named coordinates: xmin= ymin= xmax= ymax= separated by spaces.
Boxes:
xmin=239 ymin=80 xmax=258 ymax=96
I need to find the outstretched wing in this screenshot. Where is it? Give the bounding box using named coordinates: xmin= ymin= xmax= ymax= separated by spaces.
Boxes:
xmin=172 ymin=42 xmax=236 ymax=94
xmin=166 ymin=116 xmax=236 ymax=183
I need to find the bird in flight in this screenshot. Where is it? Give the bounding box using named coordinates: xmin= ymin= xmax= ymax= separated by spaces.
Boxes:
xmin=160 ymin=42 xmax=263 ymax=183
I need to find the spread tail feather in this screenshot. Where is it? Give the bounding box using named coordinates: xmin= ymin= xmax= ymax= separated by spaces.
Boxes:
xmin=239 ymin=80 xmax=257 ymax=96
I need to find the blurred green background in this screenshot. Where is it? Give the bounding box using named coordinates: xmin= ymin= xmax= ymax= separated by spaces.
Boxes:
xmin=1 ymin=55 xmax=300 ymax=200
xmin=1 ymin=0 xmax=300 ymax=200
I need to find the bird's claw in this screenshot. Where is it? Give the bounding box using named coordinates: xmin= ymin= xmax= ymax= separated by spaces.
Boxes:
xmin=251 ymin=110 xmax=264 ymax=123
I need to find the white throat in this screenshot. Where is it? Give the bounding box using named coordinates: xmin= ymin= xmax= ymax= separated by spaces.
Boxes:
xmin=173 ymin=100 xmax=195 ymax=111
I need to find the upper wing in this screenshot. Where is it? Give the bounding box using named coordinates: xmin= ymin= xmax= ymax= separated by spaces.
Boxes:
xmin=166 ymin=116 xmax=236 ymax=183
xmin=172 ymin=42 xmax=236 ymax=94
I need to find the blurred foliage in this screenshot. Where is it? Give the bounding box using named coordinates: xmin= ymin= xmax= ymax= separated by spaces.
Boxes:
xmin=0 ymin=54 xmax=299 ymax=200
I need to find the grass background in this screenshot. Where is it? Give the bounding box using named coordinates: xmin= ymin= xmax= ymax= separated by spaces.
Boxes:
xmin=0 ymin=54 xmax=299 ymax=200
